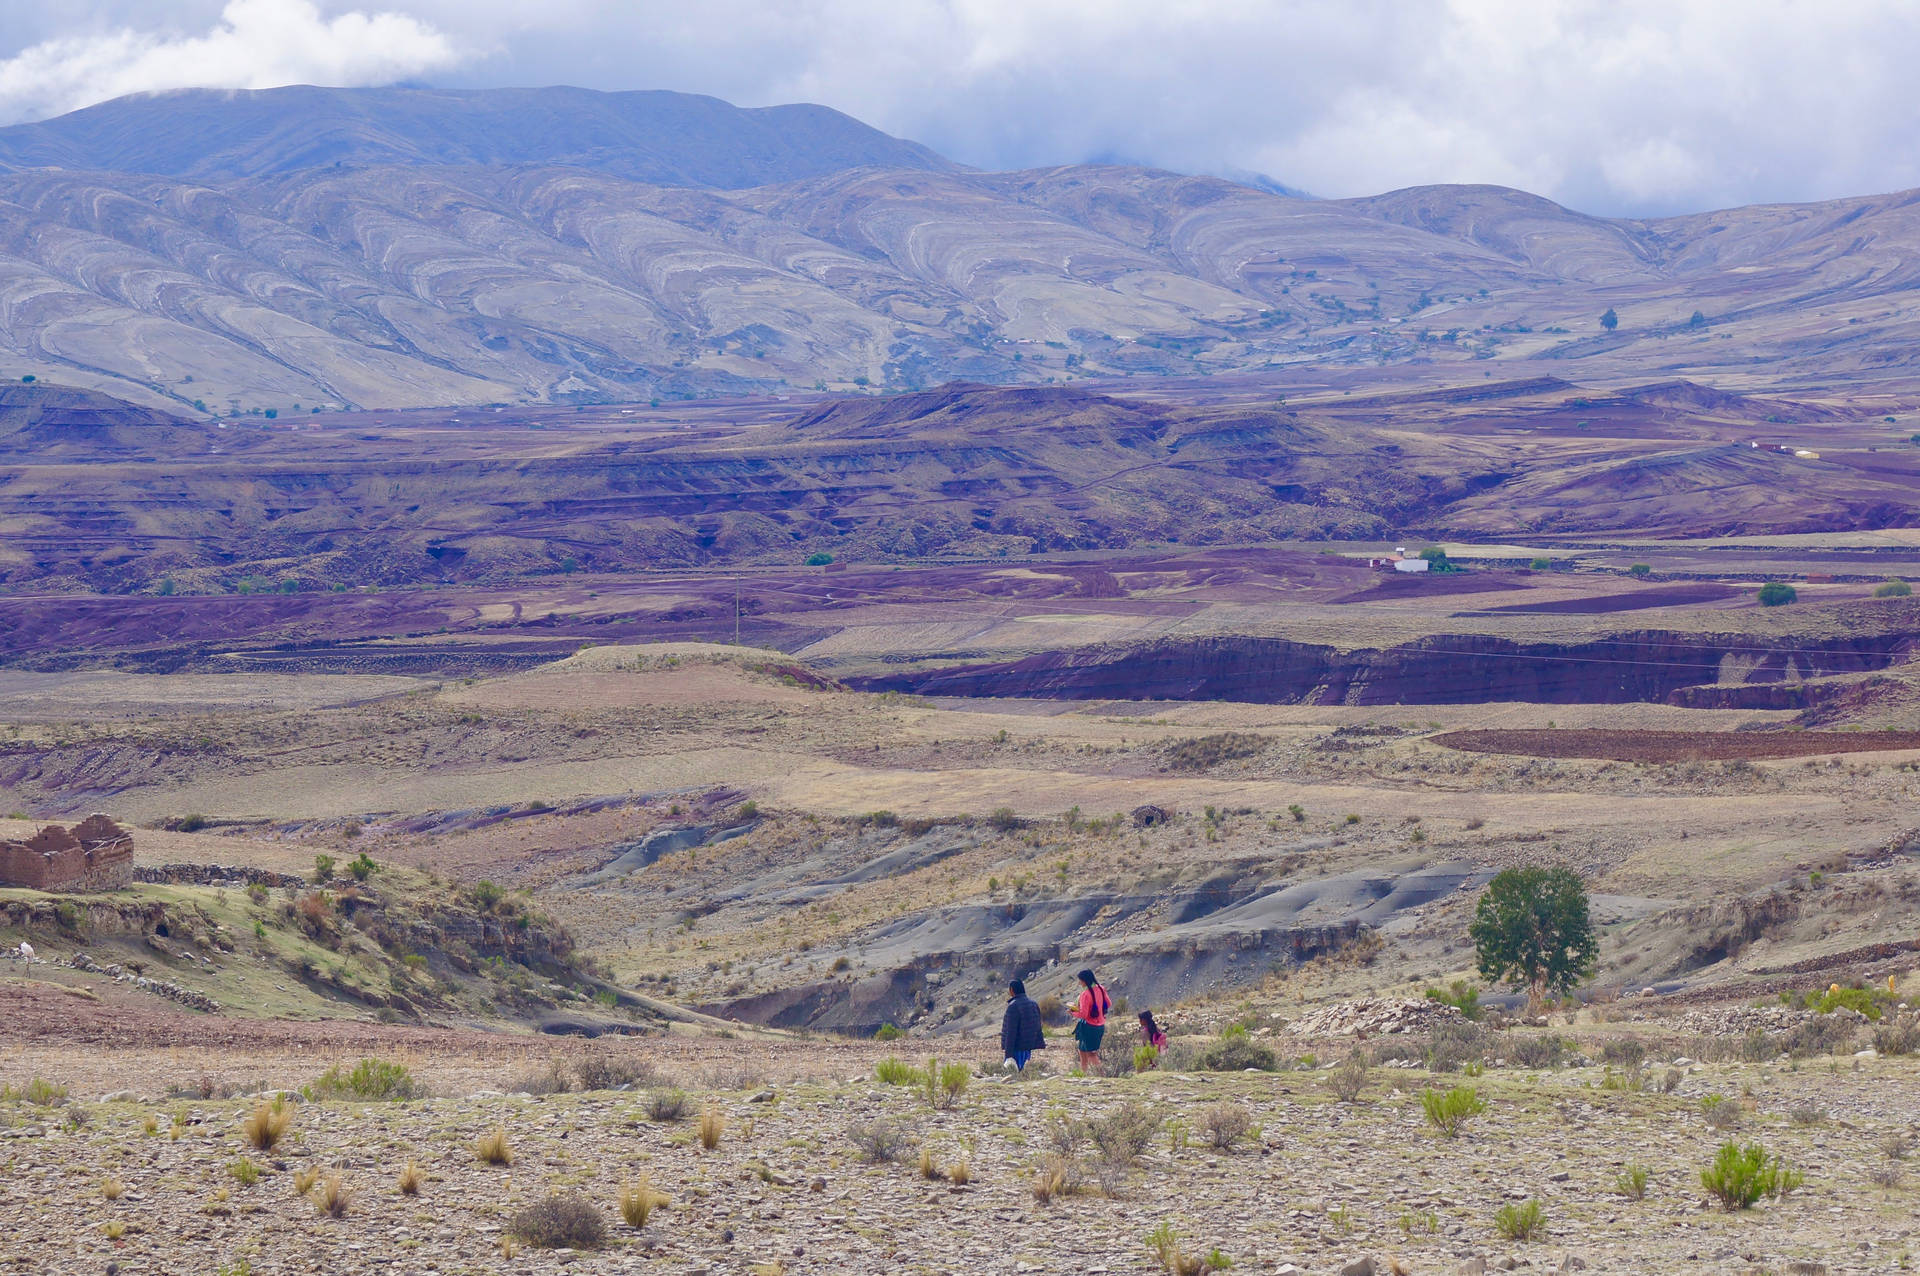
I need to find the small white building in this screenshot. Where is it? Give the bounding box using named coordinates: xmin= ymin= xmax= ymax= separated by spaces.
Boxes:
xmin=1393 ymin=557 xmax=1431 ymax=573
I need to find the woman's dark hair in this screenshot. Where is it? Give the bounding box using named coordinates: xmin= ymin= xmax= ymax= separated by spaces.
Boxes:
xmin=1139 ymin=1009 xmax=1160 ymax=1036
xmin=1076 ymin=968 xmax=1096 ymax=986
xmin=1008 ymin=978 xmax=1027 ymax=996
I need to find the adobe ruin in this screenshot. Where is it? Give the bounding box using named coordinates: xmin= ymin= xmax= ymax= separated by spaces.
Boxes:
xmin=0 ymin=815 xmax=133 ymax=892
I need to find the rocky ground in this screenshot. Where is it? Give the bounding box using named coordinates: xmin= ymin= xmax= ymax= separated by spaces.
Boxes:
xmin=1 ymin=1001 xmax=1915 ymax=1276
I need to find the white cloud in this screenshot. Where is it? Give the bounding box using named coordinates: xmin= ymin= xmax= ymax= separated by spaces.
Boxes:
xmin=4 ymin=1 xmax=1920 ymax=215
xmin=0 ymin=0 xmax=462 ymax=122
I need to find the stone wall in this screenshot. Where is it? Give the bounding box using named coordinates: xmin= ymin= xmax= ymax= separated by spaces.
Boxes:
xmin=0 ymin=816 xmax=133 ymax=891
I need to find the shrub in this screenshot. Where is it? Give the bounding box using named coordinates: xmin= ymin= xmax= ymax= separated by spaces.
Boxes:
xmin=1146 ymin=1220 xmax=1221 ymax=1274
xmin=1164 ymin=732 xmax=1266 ymax=772
xmin=875 ymin=1057 xmax=923 ymax=1087
xmin=1701 ymin=1094 xmax=1742 ymax=1132
xmin=1086 ymin=1100 xmax=1162 ymax=1167
xmin=645 ymin=1089 xmax=689 ymax=1122
xmin=228 ymin=1158 xmax=260 ymax=1187
xmin=1757 ymin=581 xmax=1797 ymax=607
xmin=1810 ymin=985 xmax=1882 ymax=1021
xmin=1881 ymin=1132 xmax=1911 ymax=1161
xmin=1423 ymin=980 xmax=1481 ymax=1019
xmin=987 ymin=807 xmax=1022 ymax=832
xmin=1787 ymin=1103 xmax=1826 ymax=1126
xmin=310 ymin=1058 xmax=420 ymax=1101
xmin=1494 ymin=1199 xmax=1545 ymax=1240
xmin=1598 ymin=1037 xmax=1647 ymax=1067
xmin=13 ymin=1077 xmax=68 ymax=1106
xmin=618 ymin=1175 xmax=665 ymax=1228
xmin=1876 ymin=578 xmax=1913 ymax=598
xmin=698 ymin=1105 xmax=724 ymax=1150
xmin=397 ymin=1161 xmax=423 ymax=1195
xmin=1032 ymin=1151 xmax=1078 ymax=1203
xmin=1420 ymin=1085 xmax=1486 ymax=1138
xmin=312 ymin=854 xmax=336 ymax=883
xmin=241 ymin=1099 xmax=292 ymax=1151
xmin=1133 ymin=1044 xmax=1160 ymax=1073
xmin=293 ymin=1166 xmax=319 ymax=1196
xmin=932 ymin=1061 xmax=971 ymax=1109
xmin=1509 ymin=1034 xmax=1567 ymax=1069
xmin=1615 ymin=1164 xmax=1649 ymax=1200
xmin=573 ymin=1055 xmax=651 ymax=1092
xmin=849 ymin=1119 xmax=912 ymax=1164
xmin=804 ymin=552 xmax=834 ymax=566
xmin=1701 ymin=1141 xmax=1800 ymax=1210
xmin=475 ymin=1127 xmax=513 ymax=1166
xmin=1198 ymin=1102 xmax=1254 ymax=1151
xmin=101 ymin=1176 xmax=124 ymax=1200
xmin=511 ymin=1193 xmax=607 ymax=1249
xmin=1426 ymin=1018 xmax=1487 ymax=1073
xmin=312 ymin=1172 xmax=351 ymax=1219
xmin=1326 ymin=1048 xmax=1368 ymax=1102
xmin=872 ymin=1023 xmax=904 ymax=1041
xmin=1197 ymin=1037 xmax=1277 ymax=1072
xmin=1874 ymin=1013 xmax=1920 ymax=1056
xmin=347 ymin=852 xmax=376 ymax=882
xmin=508 ymin=1060 xmax=573 ymax=1096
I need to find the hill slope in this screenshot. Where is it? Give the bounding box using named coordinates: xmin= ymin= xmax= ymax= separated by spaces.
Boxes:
xmin=0 ymin=85 xmax=955 ymax=186
xmin=0 ymin=89 xmax=1918 ymax=407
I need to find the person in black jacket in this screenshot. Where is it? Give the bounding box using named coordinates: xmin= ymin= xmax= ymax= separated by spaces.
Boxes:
xmin=1000 ymin=978 xmax=1046 ymax=1072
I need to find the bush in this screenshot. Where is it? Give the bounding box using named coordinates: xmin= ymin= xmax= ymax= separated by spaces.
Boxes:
xmin=1198 ymin=1102 xmax=1254 ymax=1151
xmin=804 ymin=552 xmax=834 ymax=566
xmin=508 ymin=1060 xmax=573 ymax=1096
xmin=1326 ymin=1048 xmax=1368 ymax=1102
xmin=1164 ymin=732 xmax=1266 ymax=772
xmin=241 ymin=1099 xmax=292 ymax=1151
xmin=397 ymin=1161 xmax=423 ymax=1195
xmin=1615 ymin=1164 xmax=1649 ymax=1200
xmin=1423 ymin=980 xmax=1481 ymax=1019
xmin=1876 ymin=578 xmax=1913 ymax=598
xmin=1133 ymin=1044 xmax=1160 ymax=1073
xmin=312 ymin=853 xmax=336 ymax=883
xmin=1874 ymin=1013 xmax=1920 ymax=1056
xmin=573 ymin=1055 xmax=651 ymax=1092
xmin=645 ymin=1089 xmax=689 ymax=1122
xmin=1085 ymin=1100 xmax=1162 ymax=1167
xmin=875 ymin=1057 xmax=923 ymax=1086
xmin=1426 ymin=1018 xmax=1487 ymax=1073
xmin=310 ymin=1058 xmax=420 ymax=1101
xmin=1494 ymin=1199 xmax=1545 ymax=1240
xmin=931 ymin=1061 xmax=971 ymax=1109
xmin=1810 ymin=985 xmax=1882 ymax=1021
xmin=228 ymin=1157 xmax=260 ymax=1187
xmin=1197 ymin=1037 xmax=1277 ymax=1072
xmin=1757 ymin=581 xmax=1797 ymax=606
xmin=511 ymin=1193 xmax=607 ymax=1249
xmin=1508 ymin=1034 xmax=1567 ymax=1069
xmin=873 ymin=1022 xmax=903 ymax=1041
xmin=1701 ymin=1141 xmax=1800 ymax=1210
xmin=987 ymin=807 xmax=1021 ymax=832
xmin=1420 ymin=1085 xmax=1486 ymax=1138
xmin=849 ymin=1119 xmax=912 ymax=1163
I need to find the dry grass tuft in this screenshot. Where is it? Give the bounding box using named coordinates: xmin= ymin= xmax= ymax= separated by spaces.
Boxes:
xmin=242 ymin=1099 xmax=292 ymax=1152
xmin=918 ymin=1145 xmax=946 ymax=1180
xmin=698 ymin=1105 xmax=724 ymax=1151
xmin=100 ymin=1176 xmax=123 ymax=1201
xmin=618 ymin=1175 xmax=666 ymax=1229
xmin=312 ymin=1172 xmax=352 ymax=1219
xmin=397 ymin=1160 xmax=424 ymax=1195
xmin=475 ymin=1127 xmax=513 ymax=1166
xmin=293 ymin=1166 xmax=320 ymax=1196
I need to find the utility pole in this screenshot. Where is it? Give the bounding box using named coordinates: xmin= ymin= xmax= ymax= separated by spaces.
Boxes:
xmin=734 ymin=581 xmax=741 ymax=645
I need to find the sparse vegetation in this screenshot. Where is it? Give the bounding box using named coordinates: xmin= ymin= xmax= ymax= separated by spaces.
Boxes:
xmin=309 ymin=1058 xmax=420 ymax=1101
xmin=1420 ymin=1085 xmax=1486 ymax=1138
xmin=618 ymin=1176 xmax=666 ymax=1228
xmin=698 ymin=1105 xmax=725 ymax=1150
xmin=312 ymin=1173 xmax=351 ymax=1219
xmin=511 ymin=1193 xmax=607 ymax=1249
xmin=241 ymin=1099 xmax=292 ymax=1151
xmin=849 ymin=1119 xmax=912 ymax=1164
xmin=1701 ymin=1141 xmax=1801 ymax=1210
xmin=475 ymin=1127 xmax=513 ymax=1166
xmin=1494 ymin=1199 xmax=1545 ymax=1240
xmin=397 ymin=1160 xmax=424 ymax=1195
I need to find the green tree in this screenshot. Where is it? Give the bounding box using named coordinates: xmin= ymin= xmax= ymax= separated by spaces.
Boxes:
xmin=1689 ymin=310 xmax=1706 ymax=328
xmin=804 ymin=552 xmax=834 ymax=566
xmin=1874 ymin=578 xmax=1912 ymax=598
xmin=1600 ymin=308 xmax=1619 ymax=332
xmin=1627 ymin=563 xmax=1652 ymax=578
xmin=1757 ymin=582 xmax=1797 ymax=607
xmin=1529 ymin=557 xmax=1552 ymax=571
xmin=1469 ymin=866 xmax=1596 ymax=1011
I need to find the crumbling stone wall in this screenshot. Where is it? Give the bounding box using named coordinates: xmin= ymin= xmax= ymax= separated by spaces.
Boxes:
xmin=0 ymin=816 xmax=132 ymax=891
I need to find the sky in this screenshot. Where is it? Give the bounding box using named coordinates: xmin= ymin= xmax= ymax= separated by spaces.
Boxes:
xmin=0 ymin=0 xmax=1914 ymax=217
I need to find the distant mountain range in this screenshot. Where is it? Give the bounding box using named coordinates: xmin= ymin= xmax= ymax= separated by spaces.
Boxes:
xmin=0 ymin=85 xmax=1918 ymax=411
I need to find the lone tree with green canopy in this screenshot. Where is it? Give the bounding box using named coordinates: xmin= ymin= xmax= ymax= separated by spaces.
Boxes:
xmin=1469 ymin=866 xmax=1597 ymax=1013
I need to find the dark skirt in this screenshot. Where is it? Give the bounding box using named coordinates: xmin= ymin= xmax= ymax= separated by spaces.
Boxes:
xmin=1073 ymin=1021 xmax=1106 ymax=1052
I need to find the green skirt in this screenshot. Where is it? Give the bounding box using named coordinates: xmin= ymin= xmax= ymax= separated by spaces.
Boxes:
xmin=1073 ymin=1021 xmax=1105 ymax=1052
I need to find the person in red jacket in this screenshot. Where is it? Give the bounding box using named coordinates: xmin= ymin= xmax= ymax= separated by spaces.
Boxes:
xmin=1069 ymin=968 xmax=1111 ymax=1074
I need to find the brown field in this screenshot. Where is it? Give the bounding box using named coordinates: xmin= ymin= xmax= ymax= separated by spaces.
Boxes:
xmin=1435 ymin=727 xmax=1920 ymax=762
